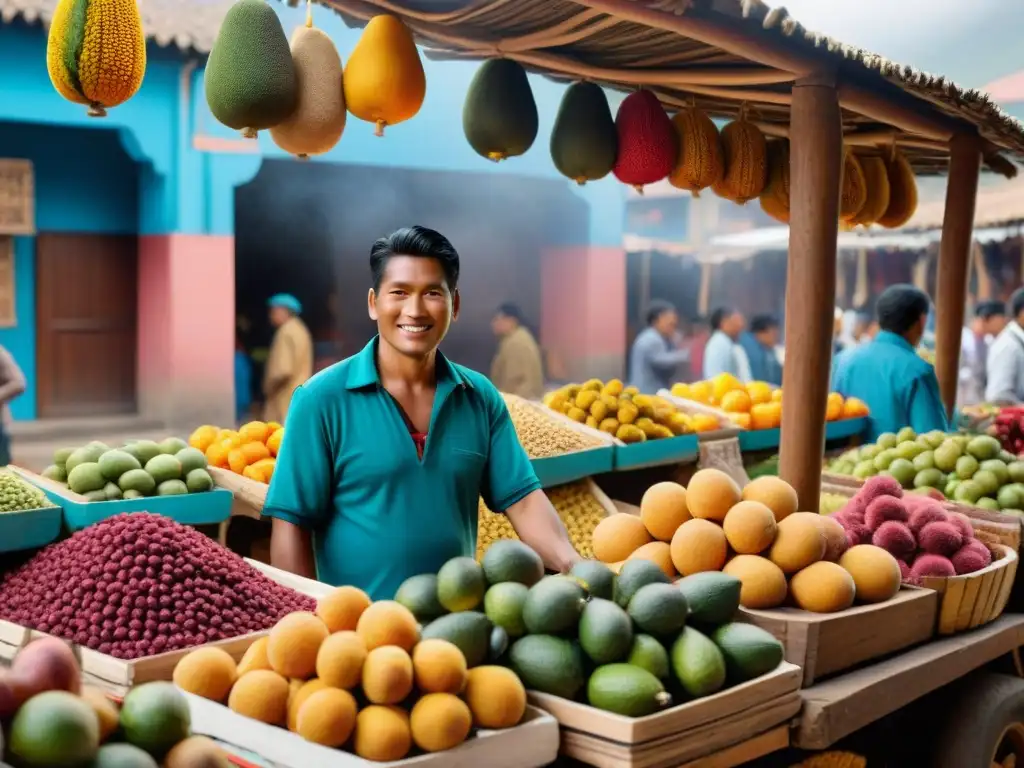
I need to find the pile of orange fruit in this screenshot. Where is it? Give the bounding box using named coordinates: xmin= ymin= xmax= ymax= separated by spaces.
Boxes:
xmin=671 ymin=374 xmax=869 ymax=431
xmin=188 ymin=421 xmax=284 ymax=483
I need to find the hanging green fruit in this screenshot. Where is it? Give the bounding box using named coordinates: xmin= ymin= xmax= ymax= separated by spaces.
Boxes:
xmin=205 ymin=0 xmax=298 ymax=139
xmin=550 ymin=82 xmax=617 ymax=185
xmin=463 ymin=59 xmax=539 ymax=162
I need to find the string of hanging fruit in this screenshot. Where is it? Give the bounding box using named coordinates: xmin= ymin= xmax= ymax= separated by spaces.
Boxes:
xmin=203 ymin=0 xmax=426 ymax=154
xmin=45 ymin=0 xmax=147 ymax=117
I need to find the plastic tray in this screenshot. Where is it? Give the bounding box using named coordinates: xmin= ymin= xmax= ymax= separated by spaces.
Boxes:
xmin=739 ymin=417 xmax=868 ymax=452
xmin=19 ymin=472 xmax=233 ymax=531
xmin=531 ymin=445 xmax=615 ymax=487
xmin=0 ymin=505 xmax=62 ymax=553
xmin=613 ymin=434 xmax=699 ymax=471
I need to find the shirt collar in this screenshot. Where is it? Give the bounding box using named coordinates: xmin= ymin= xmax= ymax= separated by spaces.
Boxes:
xmin=874 ymin=330 xmax=916 ymax=353
xmin=345 ymin=336 xmax=471 ymax=391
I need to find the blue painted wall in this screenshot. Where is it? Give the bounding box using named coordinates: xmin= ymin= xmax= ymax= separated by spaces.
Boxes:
xmin=0 ymin=11 xmax=627 ymax=420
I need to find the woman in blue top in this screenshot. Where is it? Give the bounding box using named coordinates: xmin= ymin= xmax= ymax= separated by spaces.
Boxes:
xmin=262 ymin=226 xmax=581 ymax=600
xmin=832 ymin=284 xmax=949 ymax=441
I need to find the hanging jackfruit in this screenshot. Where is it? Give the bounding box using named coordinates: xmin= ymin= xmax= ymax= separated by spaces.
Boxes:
xmin=270 ymin=20 xmax=347 ymax=158
xmin=205 ymin=0 xmax=298 ymax=139
xmin=711 ymin=116 xmax=767 ymax=204
xmin=849 ymin=155 xmax=890 ymax=227
xmin=839 ymin=150 xmax=868 ymax=223
xmin=344 ymin=14 xmax=426 ymax=137
xmin=463 ymin=59 xmax=539 ymax=162
xmin=613 ymin=90 xmax=677 ymax=193
xmin=46 ymin=0 xmax=146 ymax=116
xmin=668 ymin=106 xmax=724 ymax=195
xmin=759 ymin=139 xmax=790 ymax=224
xmin=877 ymin=150 xmax=918 ymax=229
xmin=550 ymin=81 xmax=617 ymax=184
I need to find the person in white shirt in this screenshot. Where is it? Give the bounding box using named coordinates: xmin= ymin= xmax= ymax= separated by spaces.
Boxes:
xmin=986 ymin=290 xmax=1024 ymax=404
xmin=703 ymin=307 xmax=752 ymax=382
xmin=959 ymin=300 xmax=1006 ymax=408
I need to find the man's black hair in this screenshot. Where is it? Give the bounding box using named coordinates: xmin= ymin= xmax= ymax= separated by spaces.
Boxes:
xmin=370 ymin=226 xmax=460 ymax=292
xmin=750 ymin=314 xmax=779 ymax=334
xmin=1009 ymin=288 xmax=1024 ymax=320
xmin=495 ymin=303 xmax=525 ymax=322
xmin=975 ymin=300 xmax=1007 ymax=320
xmin=646 ymin=300 xmax=676 ymax=326
xmin=876 ymin=284 xmax=930 ymax=336
xmin=709 ymin=307 xmax=735 ymax=331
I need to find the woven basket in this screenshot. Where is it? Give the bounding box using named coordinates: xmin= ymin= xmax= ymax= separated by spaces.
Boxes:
xmin=918 ymin=544 xmax=1018 ymax=635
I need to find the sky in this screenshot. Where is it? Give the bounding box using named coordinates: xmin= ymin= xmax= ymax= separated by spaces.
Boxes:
xmin=767 ymin=0 xmax=1018 ymax=91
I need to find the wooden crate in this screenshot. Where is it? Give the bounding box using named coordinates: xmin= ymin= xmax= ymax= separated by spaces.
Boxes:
xmin=739 ymin=587 xmax=938 ymax=687
xmin=920 ymin=543 xmax=1018 ymax=635
xmin=185 ymin=691 xmax=560 ymax=768
xmin=0 ymin=559 xmax=332 ymax=696
xmin=528 ymin=662 xmax=802 ymax=768
xmin=209 ymin=466 xmax=267 ymax=519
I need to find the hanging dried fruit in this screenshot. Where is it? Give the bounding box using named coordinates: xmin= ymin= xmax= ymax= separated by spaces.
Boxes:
xmin=849 ymin=155 xmax=891 ymax=227
xmin=550 ymin=81 xmax=617 ymax=185
xmin=759 ymin=140 xmax=791 ymax=224
xmin=344 ymin=15 xmax=426 ymax=137
xmin=839 ymin=150 xmax=868 ymax=223
xmin=613 ymin=90 xmax=677 ymax=194
xmin=463 ymin=59 xmax=539 ymax=162
xmin=205 ymin=0 xmax=298 ymax=139
xmin=270 ymin=12 xmax=347 ymax=159
xmin=877 ymin=149 xmax=919 ymax=228
xmin=46 ymin=0 xmax=146 ymax=116
xmin=668 ymin=106 xmax=724 ymax=195
xmin=711 ymin=115 xmax=767 ymax=204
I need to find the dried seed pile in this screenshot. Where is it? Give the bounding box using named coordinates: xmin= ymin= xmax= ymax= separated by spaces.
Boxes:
xmin=0 ymin=513 xmax=315 ymax=659
xmin=502 ymin=393 xmax=605 ymax=459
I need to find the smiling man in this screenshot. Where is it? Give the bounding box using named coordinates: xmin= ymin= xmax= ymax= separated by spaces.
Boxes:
xmin=263 ymin=226 xmax=581 ymax=600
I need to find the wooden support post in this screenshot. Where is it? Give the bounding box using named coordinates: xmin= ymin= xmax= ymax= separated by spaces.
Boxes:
xmin=934 ymin=133 xmax=982 ymax=419
xmin=778 ymin=73 xmax=843 ymax=512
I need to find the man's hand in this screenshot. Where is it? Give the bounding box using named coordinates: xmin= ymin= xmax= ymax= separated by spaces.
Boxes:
xmin=505 ymin=489 xmax=581 ymax=573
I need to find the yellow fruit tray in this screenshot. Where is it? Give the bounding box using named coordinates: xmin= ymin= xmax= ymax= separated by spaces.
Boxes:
xmin=0 ymin=559 xmax=330 ymax=697
xmin=920 ymin=543 xmax=1018 ymax=636
xmin=738 ymin=587 xmax=939 ymax=688
xmin=658 ymin=390 xmax=741 ymax=441
xmin=528 ymin=661 xmax=801 ymax=768
xmin=181 ymin=691 xmax=560 ymax=768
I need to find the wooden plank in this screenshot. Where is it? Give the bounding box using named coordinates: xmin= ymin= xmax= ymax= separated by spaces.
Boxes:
xmin=557 ymin=693 xmax=801 ymax=768
xmin=739 ymin=586 xmax=938 ymax=686
xmin=529 ymin=662 xmax=801 ymax=744
xmin=674 ymin=726 xmax=789 ymax=768
xmin=209 ymin=467 xmax=267 ymax=518
xmin=795 ymin=613 xmax=1024 ymax=749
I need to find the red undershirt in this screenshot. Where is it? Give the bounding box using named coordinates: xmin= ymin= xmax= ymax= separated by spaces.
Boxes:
xmin=410 ymin=429 xmax=427 ymax=459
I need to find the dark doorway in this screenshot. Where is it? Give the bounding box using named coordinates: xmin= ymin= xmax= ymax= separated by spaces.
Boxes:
xmin=35 ymin=233 xmax=138 ymax=417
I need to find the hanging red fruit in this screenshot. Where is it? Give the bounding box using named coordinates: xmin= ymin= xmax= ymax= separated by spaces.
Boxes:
xmin=613 ymin=90 xmax=677 ymax=194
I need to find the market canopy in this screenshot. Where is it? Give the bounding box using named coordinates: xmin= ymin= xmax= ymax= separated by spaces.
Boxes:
xmin=900 ymin=174 xmax=1024 ymax=232
xmin=313 ymin=0 xmax=1024 ymax=177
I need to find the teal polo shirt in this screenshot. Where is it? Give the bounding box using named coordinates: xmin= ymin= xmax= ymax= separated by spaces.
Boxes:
xmin=832 ymin=330 xmax=950 ymax=442
xmin=263 ymin=337 xmax=541 ymax=601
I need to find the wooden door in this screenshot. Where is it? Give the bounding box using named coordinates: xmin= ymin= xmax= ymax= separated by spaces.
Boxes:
xmin=35 ymin=234 xmax=138 ymax=417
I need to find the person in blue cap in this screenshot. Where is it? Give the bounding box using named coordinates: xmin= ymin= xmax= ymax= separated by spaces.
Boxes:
xmin=263 ymin=226 xmax=581 ymax=600
xmin=262 ymin=292 xmax=313 ymax=424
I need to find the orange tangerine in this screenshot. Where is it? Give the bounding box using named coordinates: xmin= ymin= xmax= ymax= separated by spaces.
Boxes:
xmin=240 ymin=421 xmax=273 ymax=444
xmin=720 ymin=390 xmax=752 ymax=414
xmin=825 ymin=393 xmax=844 ymax=421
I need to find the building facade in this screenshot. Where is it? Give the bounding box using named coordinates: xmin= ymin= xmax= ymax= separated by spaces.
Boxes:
xmin=0 ymin=0 xmax=627 ymax=427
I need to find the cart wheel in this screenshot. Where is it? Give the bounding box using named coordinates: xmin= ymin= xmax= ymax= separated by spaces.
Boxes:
xmin=933 ymin=673 xmax=1024 ymax=767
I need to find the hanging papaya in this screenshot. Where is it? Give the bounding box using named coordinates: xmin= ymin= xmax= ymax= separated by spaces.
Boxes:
xmin=711 ymin=116 xmax=767 ymax=204
xmin=759 ymin=139 xmax=790 ymax=224
xmin=205 ymin=0 xmax=298 ymax=139
xmin=463 ymin=59 xmax=539 ymax=163
xmin=46 ymin=0 xmax=146 ymax=117
xmin=877 ymin=150 xmax=918 ymax=229
xmin=270 ymin=17 xmax=347 ymax=159
xmin=613 ymin=90 xmax=676 ymax=194
xmin=344 ymin=14 xmax=426 ymax=137
xmin=549 ymin=81 xmax=617 ymax=185
xmin=668 ymin=106 xmax=724 ymax=195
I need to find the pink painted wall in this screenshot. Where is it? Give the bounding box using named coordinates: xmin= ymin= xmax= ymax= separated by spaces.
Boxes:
xmin=541 ymin=246 xmax=627 ymax=381
xmin=138 ymin=234 xmax=236 ymax=429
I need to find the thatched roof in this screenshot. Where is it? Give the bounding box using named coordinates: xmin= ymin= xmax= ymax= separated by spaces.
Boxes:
xmin=0 ymin=0 xmax=230 ymax=52
xmin=314 ymin=0 xmax=1024 ymax=177
xmin=901 ymin=175 xmax=1024 ymax=232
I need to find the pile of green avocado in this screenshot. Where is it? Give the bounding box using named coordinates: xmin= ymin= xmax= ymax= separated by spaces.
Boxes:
xmin=41 ymin=438 xmax=215 ymax=503
xmin=395 ymin=540 xmax=785 ymax=717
